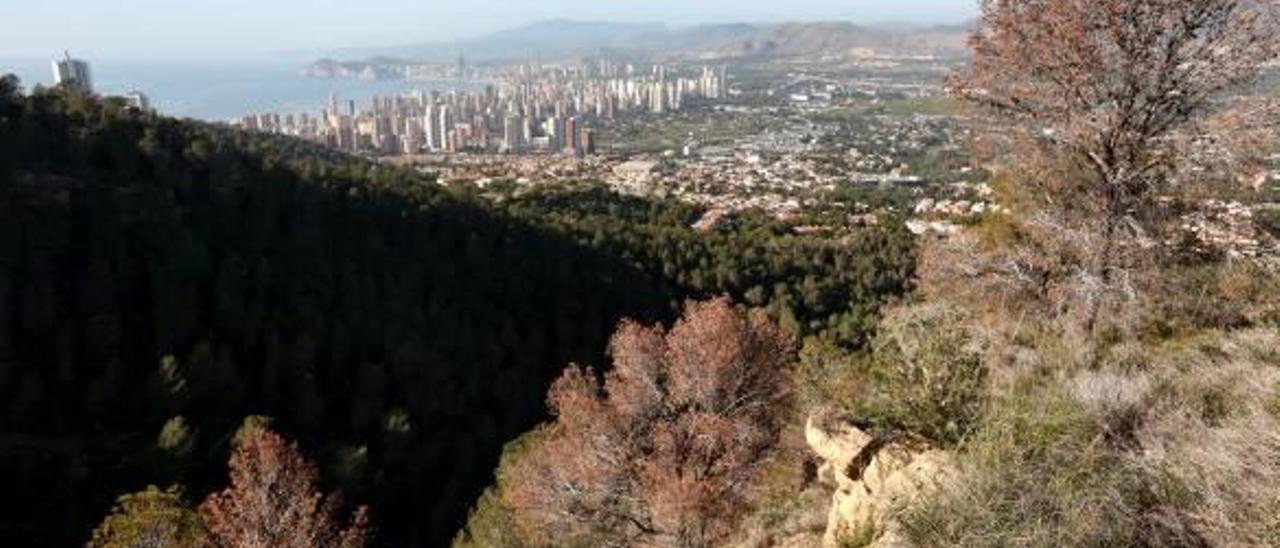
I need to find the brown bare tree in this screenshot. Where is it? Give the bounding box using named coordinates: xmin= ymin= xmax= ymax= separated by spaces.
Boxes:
xmin=943 ymin=0 xmax=1280 ymax=337
xmin=503 ymin=298 xmax=794 ymax=548
xmin=199 ymin=425 xmax=369 ymax=548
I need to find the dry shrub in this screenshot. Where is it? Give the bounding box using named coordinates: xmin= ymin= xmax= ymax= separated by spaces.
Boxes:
xmin=793 ymin=338 xmax=867 ymax=413
xmin=916 ymin=216 xmax=1048 ymax=330
xmin=1144 ymin=260 xmax=1280 ymax=336
xmin=924 ymin=160 xmax=1280 ymax=348
xmin=954 ymin=0 xmax=1280 ymax=221
xmin=502 ymin=297 xmax=794 ymax=548
xmin=857 ymin=303 xmax=988 ymax=446
xmin=199 ymin=424 xmax=369 ymax=548
xmin=917 ymin=203 xmax=1156 ymax=364
xmin=924 ymin=208 xmax=1280 ymax=359
xmin=1214 ymin=261 xmax=1280 ymax=326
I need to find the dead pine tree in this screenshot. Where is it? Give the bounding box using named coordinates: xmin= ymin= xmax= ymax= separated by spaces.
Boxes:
xmin=199 ymin=425 xmax=369 ymax=548
xmin=503 ymin=298 xmax=795 ymax=548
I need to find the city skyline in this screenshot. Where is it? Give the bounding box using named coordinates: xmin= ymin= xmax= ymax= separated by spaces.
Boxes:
xmin=0 ymin=0 xmax=978 ymax=61
xmin=236 ymin=62 xmax=727 ymax=157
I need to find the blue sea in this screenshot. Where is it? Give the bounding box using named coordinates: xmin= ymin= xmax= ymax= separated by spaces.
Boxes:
xmin=0 ymin=58 xmax=476 ymax=121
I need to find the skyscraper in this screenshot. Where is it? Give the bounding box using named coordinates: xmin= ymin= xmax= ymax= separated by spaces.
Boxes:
xmin=437 ymin=106 xmax=454 ymax=152
xmin=548 ymin=115 xmax=563 ymax=151
xmin=521 ymin=117 xmax=534 ymax=146
xmin=52 ymin=52 xmax=92 ymax=94
xmin=424 ymin=104 xmax=440 ymax=151
xmin=503 ymin=116 xmax=523 ymax=153
xmin=564 ymin=116 xmax=581 ymax=156
xmin=582 ymin=127 xmax=596 ymax=156
xmin=650 ymin=82 xmax=667 ymax=113
xmin=327 ymin=93 xmax=339 ymax=119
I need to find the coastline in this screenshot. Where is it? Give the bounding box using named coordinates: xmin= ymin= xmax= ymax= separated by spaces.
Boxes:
xmin=0 ymin=57 xmax=484 ymax=121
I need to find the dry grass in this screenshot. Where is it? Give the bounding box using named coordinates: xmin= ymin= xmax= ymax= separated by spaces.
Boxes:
xmin=752 ymin=252 xmax=1279 ymax=547
xmin=1134 ymin=330 xmax=1280 ymax=547
xmin=898 ymin=328 xmax=1280 ymax=547
xmin=1145 ymin=261 xmax=1280 ymax=337
xmin=897 ymin=382 xmax=1149 ymax=547
xmin=728 ymin=417 xmax=831 ymax=548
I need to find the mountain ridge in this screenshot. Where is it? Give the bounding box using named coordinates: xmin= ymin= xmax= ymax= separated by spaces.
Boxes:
xmin=310 ymin=19 xmax=971 ymax=71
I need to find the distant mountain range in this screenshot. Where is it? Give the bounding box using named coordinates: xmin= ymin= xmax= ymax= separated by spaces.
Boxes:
xmin=306 ymin=19 xmax=971 ymax=77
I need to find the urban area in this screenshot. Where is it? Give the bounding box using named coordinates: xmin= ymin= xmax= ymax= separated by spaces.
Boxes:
xmin=223 ymin=51 xmax=1280 ymax=254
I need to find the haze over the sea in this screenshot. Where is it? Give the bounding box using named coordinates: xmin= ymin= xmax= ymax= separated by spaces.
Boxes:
xmin=0 ymin=1 xmax=977 ymax=61
xmin=0 ymin=57 xmax=478 ymax=120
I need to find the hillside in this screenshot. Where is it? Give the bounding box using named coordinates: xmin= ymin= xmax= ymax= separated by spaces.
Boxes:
xmin=0 ymin=78 xmax=914 ymax=546
xmin=647 ymin=21 xmax=970 ymax=59
xmin=0 ymin=81 xmax=679 ymax=546
xmin=445 ymin=3 xmax=1280 ymax=547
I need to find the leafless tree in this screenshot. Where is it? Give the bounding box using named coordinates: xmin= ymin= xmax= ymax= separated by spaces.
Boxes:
xmin=503 ymin=298 xmax=794 ymax=548
xmin=199 ymin=426 xmax=369 ymax=548
xmin=944 ymin=0 xmax=1280 ymax=337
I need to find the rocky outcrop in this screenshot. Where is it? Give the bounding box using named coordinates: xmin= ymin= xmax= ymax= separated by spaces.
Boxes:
xmin=805 ymin=412 xmax=954 ymax=547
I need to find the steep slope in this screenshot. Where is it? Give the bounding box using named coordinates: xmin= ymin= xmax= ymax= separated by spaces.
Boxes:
xmin=0 ymin=79 xmax=916 ymax=547
xmin=0 ymin=83 xmax=676 ymax=546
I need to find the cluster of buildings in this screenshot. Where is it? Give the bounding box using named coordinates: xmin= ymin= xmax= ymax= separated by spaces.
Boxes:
xmin=599 ymin=106 xmax=971 ymax=218
xmin=234 ymin=61 xmax=729 ymax=157
xmin=330 ymin=60 xmax=996 ymax=235
xmin=51 ymin=53 xmax=151 ymax=111
xmin=1180 ymin=200 xmax=1279 ymax=260
xmin=379 ymin=68 xmax=978 ymax=226
xmin=52 ymin=52 xmax=93 ymax=93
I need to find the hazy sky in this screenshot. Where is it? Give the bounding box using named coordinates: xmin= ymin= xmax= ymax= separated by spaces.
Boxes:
xmin=0 ymin=0 xmax=978 ymax=61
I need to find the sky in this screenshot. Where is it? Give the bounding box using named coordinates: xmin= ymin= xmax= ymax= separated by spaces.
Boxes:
xmin=0 ymin=0 xmax=978 ymax=62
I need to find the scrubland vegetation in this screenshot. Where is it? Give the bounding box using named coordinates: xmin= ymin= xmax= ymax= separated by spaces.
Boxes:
xmin=0 ymin=73 xmax=909 ymax=545
xmin=462 ymin=2 xmax=1280 ymax=546
xmin=4 ymin=0 xmax=1280 ymax=546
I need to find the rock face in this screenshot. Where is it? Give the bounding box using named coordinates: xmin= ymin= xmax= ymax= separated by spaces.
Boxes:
xmin=805 ymin=412 xmax=954 ymax=547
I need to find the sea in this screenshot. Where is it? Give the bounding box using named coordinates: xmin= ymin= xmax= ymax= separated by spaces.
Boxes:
xmin=0 ymin=57 xmax=478 ymax=121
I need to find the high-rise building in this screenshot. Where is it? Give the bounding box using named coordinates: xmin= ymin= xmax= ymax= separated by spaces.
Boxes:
xmin=436 ymin=106 xmax=456 ymax=152
xmin=548 ymin=116 xmax=563 ymax=151
xmin=650 ymin=82 xmax=667 ymax=113
xmin=564 ymin=116 xmax=581 ymax=156
xmin=327 ymin=93 xmax=339 ymax=119
xmin=582 ymin=127 xmax=596 ymax=156
xmin=233 ymin=61 xmax=730 ymax=158
xmin=423 ymin=104 xmax=438 ymax=150
xmin=521 ymin=117 xmax=534 ymax=145
xmin=502 ymin=115 xmax=523 ymax=153
xmin=52 ymin=52 xmax=92 ymax=93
